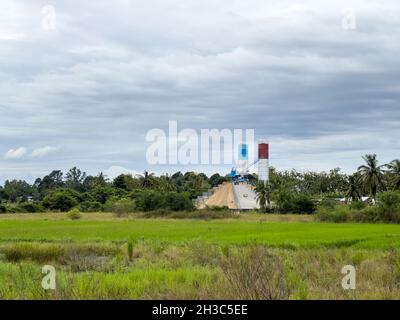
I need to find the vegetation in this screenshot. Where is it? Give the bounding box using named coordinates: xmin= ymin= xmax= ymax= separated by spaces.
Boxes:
xmin=357 ymin=154 xmax=385 ymax=201
xmin=0 ymin=154 xmax=398 ymax=300
xmin=317 ymin=191 xmax=400 ymax=223
xmin=0 ymin=214 xmax=400 ymax=299
xmin=66 ymin=208 xmax=82 ymax=220
xmin=1 ymin=213 xmax=400 ymax=248
xmin=0 ymin=154 xmax=398 ymax=224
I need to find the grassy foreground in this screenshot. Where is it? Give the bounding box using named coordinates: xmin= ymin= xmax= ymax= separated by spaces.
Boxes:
xmin=0 ymin=212 xmax=399 ymax=299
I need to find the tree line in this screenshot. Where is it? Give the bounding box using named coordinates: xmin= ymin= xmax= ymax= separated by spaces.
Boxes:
xmin=0 ymin=153 xmax=398 ymax=214
xmin=255 ymin=154 xmax=400 ymax=214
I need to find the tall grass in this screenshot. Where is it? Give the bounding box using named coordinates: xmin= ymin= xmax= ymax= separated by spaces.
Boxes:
xmin=221 ymin=246 xmax=291 ymax=299
xmin=1 ymin=240 xmax=399 ymax=299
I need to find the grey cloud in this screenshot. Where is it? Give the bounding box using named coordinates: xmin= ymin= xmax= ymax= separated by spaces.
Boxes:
xmin=0 ymin=0 xmax=399 ymax=182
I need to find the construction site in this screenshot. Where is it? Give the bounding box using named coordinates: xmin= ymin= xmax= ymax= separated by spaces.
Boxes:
xmin=196 ymin=142 xmax=269 ymax=211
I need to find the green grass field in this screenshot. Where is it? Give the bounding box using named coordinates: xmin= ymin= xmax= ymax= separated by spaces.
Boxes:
xmin=0 ymin=213 xmax=399 ymax=299
xmin=0 ymin=216 xmax=399 ymax=248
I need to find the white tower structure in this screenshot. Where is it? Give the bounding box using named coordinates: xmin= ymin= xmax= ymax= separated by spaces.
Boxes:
xmin=258 ymin=142 xmax=269 ymax=182
xmin=237 ymin=143 xmax=248 ymax=175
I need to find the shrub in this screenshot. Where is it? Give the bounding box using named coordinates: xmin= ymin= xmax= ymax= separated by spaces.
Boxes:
xmin=291 ymin=195 xmax=316 ymax=214
xmin=80 ymin=200 xmax=102 ymax=212
xmin=319 ymin=198 xmax=337 ymax=209
xmin=316 ymin=197 xmax=400 ymax=224
xmin=104 ymin=198 xmax=135 ymax=216
xmin=66 ymin=208 xmax=82 ymax=220
xmin=378 ymin=191 xmax=400 ymax=208
xmin=316 ymin=206 xmax=350 ymax=223
xmin=206 ymin=205 xmax=229 ymax=211
xmin=134 ymin=191 xmax=164 ymax=212
xmin=377 ymin=191 xmax=400 ymax=223
xmin=137 ymin=208 xmax=236 ymax=220
xmin=350 ymin=201 xmax=367 ymax=210
xmin=43 ymin=189 xmax=81 ymax=212
xmin=166 ymin=192 xmax=194 ymax=211
xmin=134 ymin=191 xmax=194 ymax=212
xmin=349 ymin=206 xmax=378 ymax=223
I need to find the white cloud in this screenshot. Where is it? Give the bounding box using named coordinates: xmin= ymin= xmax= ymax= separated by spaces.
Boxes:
xmin=29 ymin=146 xmax=59 ymax=158
xmin=102 ymin=166 xmax=160 ymax=180
xmin=4 ymin=147 xmax=27 ymax=159
xmin=102 ymin=166 xmax=142 ymax=179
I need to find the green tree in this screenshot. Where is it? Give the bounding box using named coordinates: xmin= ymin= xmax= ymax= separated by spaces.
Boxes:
xmin=357 ymin=154 xmax=386 ymax=201
xmin=158 ymin=174 xmax=176 ymax=192
xmin=65 ymin=167 xmax=86 ymax=191
xmin=255 ymin=181 xmax=271 ymax=212
xmin=113 ymin=174 xmax=138 ymax=191
xmin=139 ymin=171 xmax=155 ymax=189
xmin=2 ymin=180 xmax=34 ymax=202
xmin=345 ymin=174 xmax=362 ymax=203
xmin=43 ymin=188 xmax=81 ymax=212
xmin=83 ymin=172 xmax=109 ymax=191
xmin=209 ymin=173 xmax=227 ymax=187
xmin=386 ymin=159 xmax=400 ymax=190
xmin=34 ymin=170 xmax=64 ymax=198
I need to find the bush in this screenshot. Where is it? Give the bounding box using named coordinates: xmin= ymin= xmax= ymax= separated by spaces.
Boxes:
xmin=291 ymin=195 xmax=316 ymax=214
xmin=43 ymin=189 xmax=81 ymax=212
xmin=350 ymin=201 xmax=367 ymax=210
xmin=206 ymin=206 xmax=229 ymax=211
xmin=316 ymin=206 xmax=350 ymax=223
xmin=135 ymin=191 xmax=194 ymax=212
xmin=138 ymin=209 xmax=237 ymax=220
xmin=80 ymin=201 xmax=102 ymax=212
xmin=350 ymin=206 xmax=379 ymax=223
xmin=316 ymin=193 xmax=400 ymax=224
xmin=377 ymin=191 xmax=400 ymax=223
xmin=104 ymin=198 xmax=135 ymax=216
xmin=0 ymin=202 xmax=44 ymax=213
xmin=20 ymin=202 xmax=44 ymax=213
xmin=66 ymin=208 xmax=82 ymax=220
xmin=134 ymin=191 xmax=164 ymax=212
xmin=319 ymin=198 xmax=337 ymax=209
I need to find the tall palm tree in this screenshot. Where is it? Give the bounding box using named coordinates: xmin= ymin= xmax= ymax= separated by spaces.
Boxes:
xmin=140 ymin=171 xmax=155 ymax=189
xmin=357 ymin=154 xmax=385 ymax=201
xmin=345 ymin=174 xmax=361 ymax=203
xmin=255 ymin=181 xmax=271 ymax=212
xmin=386 ymin=159 xmax=400 ymax=190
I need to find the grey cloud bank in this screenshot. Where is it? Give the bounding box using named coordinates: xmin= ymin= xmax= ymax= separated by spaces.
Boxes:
xmin=0 ymin=0 xmax=399 ymax=183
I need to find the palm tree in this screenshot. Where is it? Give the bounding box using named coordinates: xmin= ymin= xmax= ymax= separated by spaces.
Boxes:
xmin=255 ymin=181 xmax=271 ymax=212
xmin=345 ymin=174 xmax=361 ymax=203
xmin=357 ymin=154 xmax=385 ymax=201
xmin=139 ymin=171 xmax=155 ymax=189
xmin=159 ymin=174 xmax=176 ymax=192
xmin=386 ymin=159 xmax=400 ymax=190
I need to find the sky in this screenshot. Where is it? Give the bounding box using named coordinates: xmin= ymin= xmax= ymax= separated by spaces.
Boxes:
xmin=0 ymin=0 xmax=399 ymax=183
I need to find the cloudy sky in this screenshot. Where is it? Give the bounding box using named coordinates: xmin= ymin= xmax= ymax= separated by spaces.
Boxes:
xmin=0 ymin=0 xmax=399 ymax=183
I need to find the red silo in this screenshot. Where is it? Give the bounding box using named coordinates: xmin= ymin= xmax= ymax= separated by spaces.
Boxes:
xmin=258 ymin=143 xmax=269 ymax=159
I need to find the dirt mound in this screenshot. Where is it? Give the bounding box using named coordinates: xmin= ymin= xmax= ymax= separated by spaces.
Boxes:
xmin=202 ymin=183 xmax=238 ymax=209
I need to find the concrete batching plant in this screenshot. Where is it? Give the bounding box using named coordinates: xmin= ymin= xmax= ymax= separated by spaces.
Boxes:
xmin=197 ymin=141 xmax=270 ymax=210
xmin=228 ymin=141 xmax=270 ymax=184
